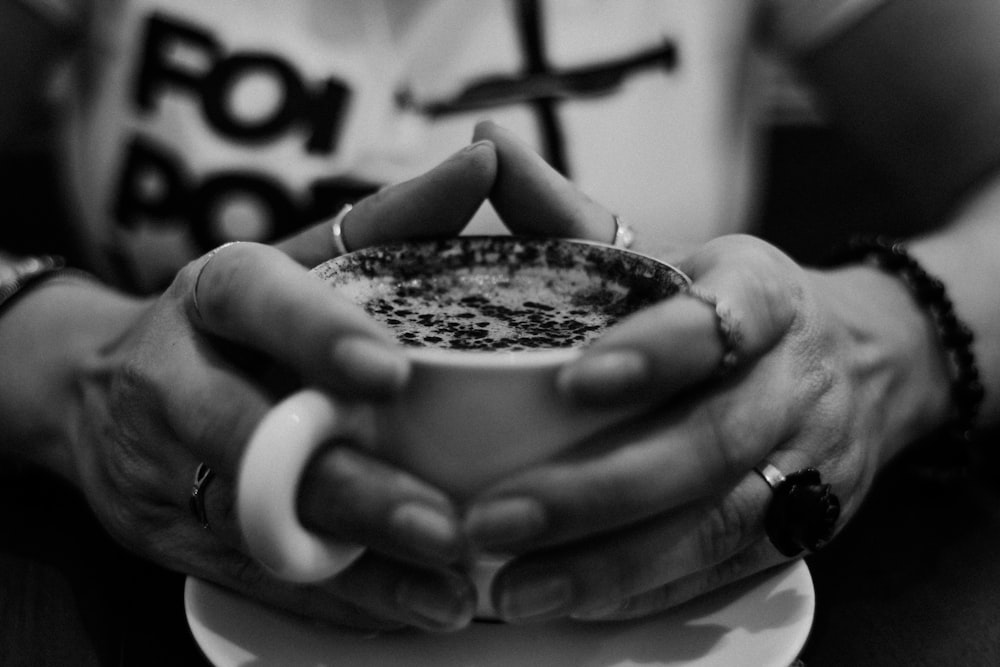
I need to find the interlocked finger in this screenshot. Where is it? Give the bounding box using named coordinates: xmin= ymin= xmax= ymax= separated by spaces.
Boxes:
xmin=186 ymin=542 xmax=413 ymax=632
xmin=467 ymin=347 xmax=806 ymax=555
xmin=571 ymin=455 xmax=839 ymax=621
xmin=474 ymin=121 xmax=629 ymax=246
xmin=183 ymin=241 xmax=409 ymax=398
xmin=489 ymin=466 xmax=783 ymax=622
xmin=675 ymin=235 xmax=805 ymax=367
xmin=570 ymin=540 xmax=781 ymax=621
xmin=274 ymin=141 xmax=497 ymax=267
xmin=557 ymin=234 xmax=800 ymax=414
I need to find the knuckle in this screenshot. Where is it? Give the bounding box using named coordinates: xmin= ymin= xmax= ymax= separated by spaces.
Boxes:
xmin=698 ymin=236 xmax=806 ymax=354
xmin=97 ymin=474 xmax=164 ymax=556
xmin=574 ymin=552 xmax=641 ymax=607
xmin=696 ymin=492 xmax=759 ymax=565
xmin=314 ymin=446 xmax=371 ymax=498
xmin=113 ymin=355 xmax=156 ymax=415
xmin=356 ymin=187 xmax=392 ymax=222
xmin=700 ymin=546 xmax=761 ymax=594
xmin=700 ymin=393 xmax=767 ymax=483
xmin=198 ymin=253 xmax=245 ymax=322
xmin=191 ymin=394 xmax=262 ymax=463
xmin=191 ymin=242 xmax=267 ymax=324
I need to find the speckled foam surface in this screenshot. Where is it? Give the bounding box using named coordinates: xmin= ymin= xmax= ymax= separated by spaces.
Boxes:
xmin=313 ymin=237 xmax=688 ymax=351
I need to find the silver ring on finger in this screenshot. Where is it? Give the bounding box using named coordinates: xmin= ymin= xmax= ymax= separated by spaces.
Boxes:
xmin=190 ymin=462 xmax=216 ymax=530
xmin=686 ymin=288 xmax=743 ymax=378
xmin=611 ymin=214 xmax=635 ymax=249
xmin=192 ymin=241 xmax=242 ymax=322
xmin=330 ymin=203 xmax=355 ymax=256
xmin=753 ymin=460 xmax=840 ymax=557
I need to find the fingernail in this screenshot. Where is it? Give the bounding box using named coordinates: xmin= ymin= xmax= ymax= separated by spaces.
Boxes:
xmin=497 ymin=570 xmax=574 ymax=622
xmin=443 ymin=139 xmax=492 ymax=163
xmin=557 ymin=350 xmax=650 ymax=404
xmin=331 ymin=336 xmax=410 ymax=394
xmin=462 ymin=139 xmax=493 ymax=153
xmin=473 ymin=119 xmax=506 ymax=141
xmin=465 ymin=498 xmax=547 ymax=549
xmin=396 ymin=577 xmax=474 ymax=632
xmin=391 ymin=503 xmax=462 ymax=562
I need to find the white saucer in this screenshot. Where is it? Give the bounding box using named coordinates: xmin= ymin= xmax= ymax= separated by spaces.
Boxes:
xmin=185 ymin=560 xmax=814 ymax=667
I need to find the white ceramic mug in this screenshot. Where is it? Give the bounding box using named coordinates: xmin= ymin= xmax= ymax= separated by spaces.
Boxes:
xmin=237 ymin=237 xmax=690 ymax=602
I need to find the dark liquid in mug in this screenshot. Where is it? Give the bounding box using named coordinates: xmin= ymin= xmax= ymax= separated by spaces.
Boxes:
xmin=353 ymin=268 xmax=633 ymax=351
xmin=317 ymin=238 xmax=688 ymax=352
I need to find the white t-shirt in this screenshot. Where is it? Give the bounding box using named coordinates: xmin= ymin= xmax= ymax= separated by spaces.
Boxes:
xmin=19 ymin=0 xmax=885 ymax=292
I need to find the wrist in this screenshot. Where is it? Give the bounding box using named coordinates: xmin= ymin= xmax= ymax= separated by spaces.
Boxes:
xmin=0 ymin=273 xmax=147 ymax=483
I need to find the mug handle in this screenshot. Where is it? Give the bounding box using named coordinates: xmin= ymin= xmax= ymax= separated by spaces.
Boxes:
xmin=237 ymin=388 xmax=372 ymax=582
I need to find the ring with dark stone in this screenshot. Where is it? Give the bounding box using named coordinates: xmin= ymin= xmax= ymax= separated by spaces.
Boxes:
xmin=755 ymin=463 xmax=840 ymax=557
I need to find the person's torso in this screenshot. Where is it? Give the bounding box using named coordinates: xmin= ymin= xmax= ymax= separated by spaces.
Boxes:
xmin=58 ymin=0 xmax=767 ymax=291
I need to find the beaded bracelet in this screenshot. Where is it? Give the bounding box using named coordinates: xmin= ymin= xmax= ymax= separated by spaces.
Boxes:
xmin=825 ymin=236 xmax=984 ymax=443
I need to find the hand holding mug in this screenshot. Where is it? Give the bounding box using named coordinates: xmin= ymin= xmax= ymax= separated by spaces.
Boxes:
xmin=455 ymin=122 xmax=896 ymax=623
xmin=65 ymin=142 xmax=502 ymax=632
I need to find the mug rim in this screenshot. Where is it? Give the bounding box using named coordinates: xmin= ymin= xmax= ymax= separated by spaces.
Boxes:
xmin=315 ymin=234 xmax=691 ymax=286
xmin=313 ymin=235 xmax=691 ymax=362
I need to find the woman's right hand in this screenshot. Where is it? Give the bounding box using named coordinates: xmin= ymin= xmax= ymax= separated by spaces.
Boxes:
xmin=0 ymin=141 xmax=498 ymax=632
xmin=457 ymin=120 xmax=954 ymax=623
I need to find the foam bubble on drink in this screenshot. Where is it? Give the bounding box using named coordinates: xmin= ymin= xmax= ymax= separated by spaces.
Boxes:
xmin=316 ymin=237 xmax=687 ymax=352
xmin=337 ymin=265 xmax=633 ymax=351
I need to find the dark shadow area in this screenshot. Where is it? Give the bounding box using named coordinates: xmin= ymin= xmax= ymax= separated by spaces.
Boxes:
xmin=0 ymin=464 xmax=210 ymax=666
xmin=0 ymin=150 xmax=84 ymax=264
xmin=801 ymin=428 xmax=1000 ymax=667
xmin=756 ymin=124 xmax=925 ymax=264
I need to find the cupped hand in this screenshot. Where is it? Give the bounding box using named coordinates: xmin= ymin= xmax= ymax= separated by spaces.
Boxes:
xmin=464 ymin=121 xmax=910 ymax=622
xmin=69 ymin=141 xmax=497 ymax=632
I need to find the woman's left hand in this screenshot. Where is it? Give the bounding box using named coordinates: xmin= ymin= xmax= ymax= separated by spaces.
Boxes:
xmin=463 ymin=121 xmax=950 ymax=621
